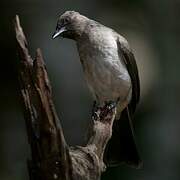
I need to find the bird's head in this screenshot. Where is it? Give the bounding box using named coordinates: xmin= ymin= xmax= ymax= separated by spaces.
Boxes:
xmin=52 ymin=11 xmax=88 ymax=40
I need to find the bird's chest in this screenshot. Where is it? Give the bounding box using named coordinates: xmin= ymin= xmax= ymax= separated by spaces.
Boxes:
xmin=77 ymin=36 xmax=130 ymax=102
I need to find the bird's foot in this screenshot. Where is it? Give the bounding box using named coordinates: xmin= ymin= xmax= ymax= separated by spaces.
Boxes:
xmin=91 ymin=100 xmax=117 ymax=122
xmin=105 ymin=100 xmax=118 ymax=111
xmin=91 ymin=101 xmax=100 ymax=121
xmin=98 ymin=101 xmax=117 ymax=123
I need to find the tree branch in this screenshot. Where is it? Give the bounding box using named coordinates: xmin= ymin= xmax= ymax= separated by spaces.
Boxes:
xmin=14 ymin=15 xmax=117 ymax=180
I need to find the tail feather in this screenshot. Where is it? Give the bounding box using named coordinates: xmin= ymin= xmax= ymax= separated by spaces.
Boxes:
xmin=104 ymin=107 xmax=142 ymax=168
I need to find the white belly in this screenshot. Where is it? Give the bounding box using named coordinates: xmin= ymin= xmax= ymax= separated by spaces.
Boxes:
xmin=77 ymin=31 xmax=132 ymax=106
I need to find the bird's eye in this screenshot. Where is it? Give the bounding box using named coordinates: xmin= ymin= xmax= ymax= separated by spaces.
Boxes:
xmin=62 ymin=18 xmax=69 ymax=25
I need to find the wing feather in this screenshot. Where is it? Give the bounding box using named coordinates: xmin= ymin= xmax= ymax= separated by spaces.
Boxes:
xmin=117 ymin=36 xmax=140 ymax=114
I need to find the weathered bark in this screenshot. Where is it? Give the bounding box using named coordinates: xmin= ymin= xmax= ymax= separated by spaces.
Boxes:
xmin=14 ymin=15 xmax=117 ymax=180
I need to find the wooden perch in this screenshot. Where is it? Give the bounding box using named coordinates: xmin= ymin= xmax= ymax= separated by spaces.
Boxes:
xmin=14 ymin=15 xmax=117 ymax=180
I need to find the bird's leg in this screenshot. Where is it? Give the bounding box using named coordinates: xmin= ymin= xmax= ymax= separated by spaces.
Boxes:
xmin=92 ymin=101 xmax=97 ymax=111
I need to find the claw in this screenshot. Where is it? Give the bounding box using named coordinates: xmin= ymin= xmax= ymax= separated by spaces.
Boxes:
xmin=92 ymin=111 xmax=99 ymax=121
xmin=105 ymin=100 xmax=117 ymax=111
xmin=91 ymin=100 xmax=118 ymax=121
xmin=91 ymin=101 xmax=100 ymax=121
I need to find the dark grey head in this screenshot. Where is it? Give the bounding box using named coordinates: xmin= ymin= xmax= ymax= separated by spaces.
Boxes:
xmin=52 ymin=11 xmax=88 ymax=40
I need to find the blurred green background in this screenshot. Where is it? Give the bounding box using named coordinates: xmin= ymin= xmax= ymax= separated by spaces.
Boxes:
xmin=0 ymin=0 xmax=180 ymax=179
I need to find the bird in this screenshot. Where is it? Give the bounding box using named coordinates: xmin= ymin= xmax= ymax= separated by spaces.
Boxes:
xmin=52 ymin=11 xmax=142 ymax=168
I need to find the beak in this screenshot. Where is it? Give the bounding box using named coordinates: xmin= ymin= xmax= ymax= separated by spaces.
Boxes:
xmin=52 ymin=26 xmax=67 ymax=39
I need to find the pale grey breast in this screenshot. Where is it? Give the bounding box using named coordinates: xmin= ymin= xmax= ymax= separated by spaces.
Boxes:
xmin=77 ymin=24 xmax=131 ymax=105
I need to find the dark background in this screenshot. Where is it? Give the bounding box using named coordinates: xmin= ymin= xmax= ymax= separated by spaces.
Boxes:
xmin=0 ymin=0 xmax=180 ymax=179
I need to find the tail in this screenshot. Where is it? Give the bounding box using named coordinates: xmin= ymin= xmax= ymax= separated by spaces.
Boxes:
xmin=104 ymin=107 xmax=142 ymax=168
